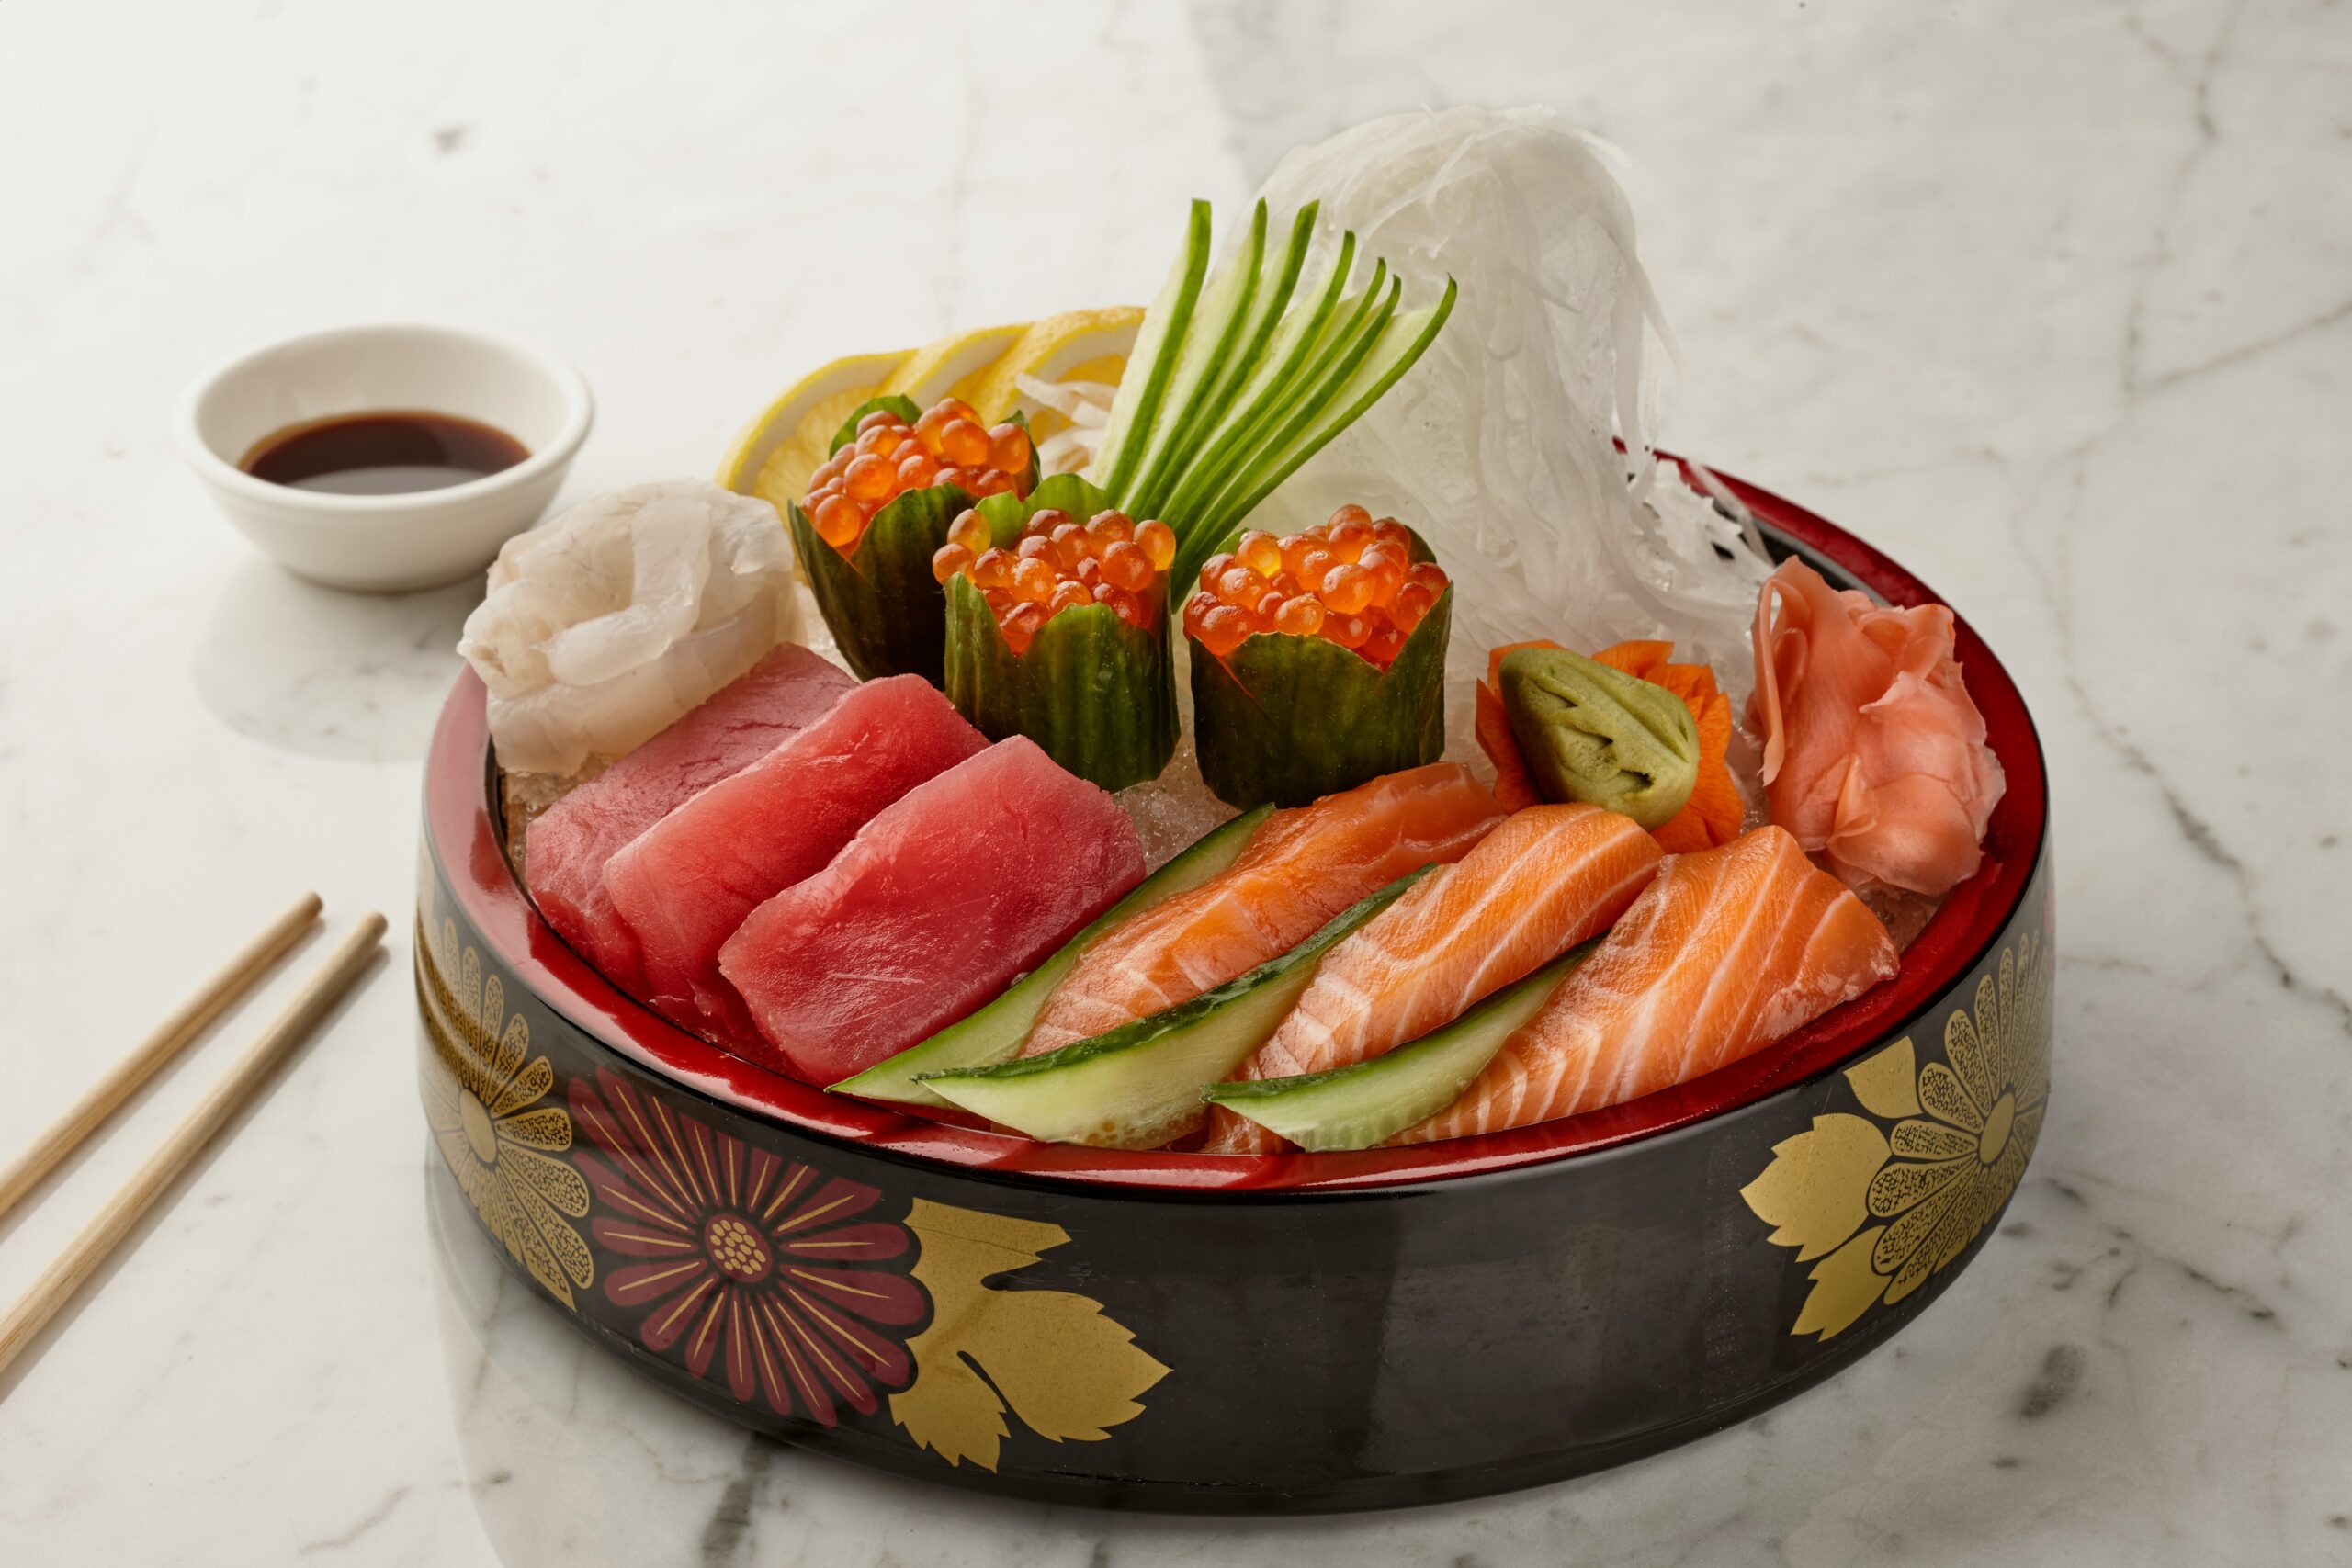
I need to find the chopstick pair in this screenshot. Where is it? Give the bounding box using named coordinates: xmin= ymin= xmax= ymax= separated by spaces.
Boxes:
xmin=0 ymin=895 xmax=387 ymax=1383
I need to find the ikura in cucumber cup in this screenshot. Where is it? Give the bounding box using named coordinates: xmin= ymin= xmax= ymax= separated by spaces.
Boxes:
xmin=1185 ymin=505 xmax=1453 ymax=808
xmin=786 ymin=394 xmax=1039 ymax=682
xmin=933 ymin=473 xmax=1179 ymax=792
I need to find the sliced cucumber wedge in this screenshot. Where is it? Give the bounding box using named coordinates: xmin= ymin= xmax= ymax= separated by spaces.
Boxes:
xmin=1124 ymin=201 xmax=1267 ymax=521
xmin=1201 ymin=942 xmax=1593 ymax=1152
xmin=917 ymin=869 xmax=1431 ymax=1149
xmin=1205 ymin=277 xmax=1458 ymax=544
xmin=1159 ymin=237 xmax=1362 ymax=582
xmin=1139 ymin=202 xmax=1319 ymax=523
xmin=1092 ymin=199 xmax=1213 ymax=502
xmin=831 ymin=804 xmax=1273 ymax=1106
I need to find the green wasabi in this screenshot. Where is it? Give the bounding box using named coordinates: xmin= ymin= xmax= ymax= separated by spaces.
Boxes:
xmin=1499 ymin=647 xmax=1699 ymax=829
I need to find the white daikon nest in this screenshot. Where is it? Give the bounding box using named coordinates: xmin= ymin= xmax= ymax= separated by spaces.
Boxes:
xmin=458 ymin=480 xmax=804 ymax=775
xmin=1248 ymin=106 xmax=1770 ymax=708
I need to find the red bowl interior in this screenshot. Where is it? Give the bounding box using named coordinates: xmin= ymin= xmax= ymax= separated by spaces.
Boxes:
xmin=425 ymin=461 xmax=2048 ymax=1193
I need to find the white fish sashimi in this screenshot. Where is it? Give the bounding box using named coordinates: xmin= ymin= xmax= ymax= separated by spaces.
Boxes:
xmin=458 ymin=480 xmax=804 ymax=774
xmin=1246 ymin=106 xmax=1771 ymax=713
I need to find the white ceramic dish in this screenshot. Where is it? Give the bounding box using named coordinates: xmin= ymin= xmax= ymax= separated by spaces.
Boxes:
xmin=177 ymin=323 xmax=594 ymax=592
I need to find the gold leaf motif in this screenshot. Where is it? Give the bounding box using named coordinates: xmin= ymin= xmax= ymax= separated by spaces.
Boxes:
xmin=891 ymin=1198 xmax=1169 ymax=1472
xmin=1738 ymin=1115 xmax=1889 ymax=1262
xmin=1794 ymin=1227 xmax=1890 ymax=1340
xmin=1844 ymin=1037 xmax=1921 ymax=1120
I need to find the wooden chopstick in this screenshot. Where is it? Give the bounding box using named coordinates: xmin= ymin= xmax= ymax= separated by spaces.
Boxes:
xmin=0 ymin=912 xmax=388 ymax=1385
xmin=0 ymin=892 xmax=323 ymax=1223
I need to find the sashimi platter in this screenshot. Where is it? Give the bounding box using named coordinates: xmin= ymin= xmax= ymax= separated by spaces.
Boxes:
xmin=417 ymin=107 xmax=2051 ymax=1510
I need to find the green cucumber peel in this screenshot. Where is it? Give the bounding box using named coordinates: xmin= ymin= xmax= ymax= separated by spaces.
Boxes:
xmin=944 ymin=573 xmax=1175 ymax=790
xmin=1191 ymin=582 xmax=1453 ymax=808
xmin=1093 ymin=199 xmax=1214 ymax=501
xmin=1180 ymin=269 xmax=1399 ymax=572
xmin=1144 ymin=202 xmax=1319 ymax=525
xmin=832 ymin=804 xmax=1274 ymax=1106
xmin=1201 ymin=942 xmax=1594 ymax=1152
xmin=951 ymin=473 xmax=1174 ymax=790
xmin=790 ymin=412 xmax=1040 ymax=682
xmin=786 ymin=484 xmax=969 ymax=682
xmin=917 ymin=867 xmax=1432 ymax=1149
xmin=969 ymin=470 xmax=1115 ymax=546
xmin=1157 ymin=234 xmax=1361 ymax=572
xmin=1125 ymin=201 xmax=1268 ymax=520
xmin=1206 ymin=277 xmax=1458 ymax=547
xmin=1095 ymin=197 xmax=1454 ymax=595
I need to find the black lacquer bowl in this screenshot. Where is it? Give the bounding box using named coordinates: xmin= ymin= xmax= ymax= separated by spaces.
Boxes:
xmin=415 ymin=464 xmax=2052 ymax=1513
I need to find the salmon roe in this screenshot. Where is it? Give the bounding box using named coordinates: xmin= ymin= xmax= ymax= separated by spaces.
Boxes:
xmin=1181 ymin=505 xmax=1444 ymax=668
xmin=933 ymin=506 xmax=1174 ymax=657
xmin=802 ymin=398 xmax=1034 ymax=556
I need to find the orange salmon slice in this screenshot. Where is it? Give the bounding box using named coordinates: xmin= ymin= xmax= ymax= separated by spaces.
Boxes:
xmin=1394 ymin=826 xmax=1898 ymax=1145
xmin=1204 ymin=804 xmax=1665 ymax=1154
xmin=1020 ymin=763 xmax=1505 ymax=1056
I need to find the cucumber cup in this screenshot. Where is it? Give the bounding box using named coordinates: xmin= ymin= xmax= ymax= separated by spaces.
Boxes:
xmin=785 ymin=396 xmax=1039 ymax=683
xmin=1187 ymin=519 xmax=1453 ymax=809
xmin=941 ymin=474 xmax=1179 ymax=792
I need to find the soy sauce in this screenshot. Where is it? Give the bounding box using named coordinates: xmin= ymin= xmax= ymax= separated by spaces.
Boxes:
xmin=239 ymin=411 xmax=529 ymax=495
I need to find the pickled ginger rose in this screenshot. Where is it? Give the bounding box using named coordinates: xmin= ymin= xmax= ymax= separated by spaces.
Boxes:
xmin=1749 ymin=559 xmax=2003 ymax=897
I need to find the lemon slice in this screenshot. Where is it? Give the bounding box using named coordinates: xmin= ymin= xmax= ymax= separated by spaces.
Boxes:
xmin=718 ymin=348 xmax=913 ymax=517
xmin=880 ymin=321 xmax=1031 ymax=412
xmin=963 ymin=306 xmax=1143 ymax=436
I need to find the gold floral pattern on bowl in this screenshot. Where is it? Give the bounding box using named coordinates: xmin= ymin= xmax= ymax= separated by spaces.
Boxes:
xmin=418 ymin=915 xmax=595 ymax=1309
xmin=1741 ymin=932 xmax=2052 ymax=1340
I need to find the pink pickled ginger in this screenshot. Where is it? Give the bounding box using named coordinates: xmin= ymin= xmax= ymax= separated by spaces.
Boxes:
xmin=1749 ymin=558 xmax=2004 ymax=897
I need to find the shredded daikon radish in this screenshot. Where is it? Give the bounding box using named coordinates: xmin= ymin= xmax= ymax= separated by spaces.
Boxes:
xmin=1245 ymin=106 xmax=1770 ymax=709
xmin=1015 ymin=372 xmax=1117 ymax=476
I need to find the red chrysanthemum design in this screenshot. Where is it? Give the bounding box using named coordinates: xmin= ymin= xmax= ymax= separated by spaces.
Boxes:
xmin=568 ymin=1069 xmax=926 ymax=1426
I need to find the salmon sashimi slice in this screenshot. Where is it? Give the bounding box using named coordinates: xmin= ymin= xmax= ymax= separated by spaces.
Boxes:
xmin=1019 ymin=763 xmax=1505 ymax=1056
xmin=1751 ymin=558 xmax=2004 ymax=896
xmin=1393 ymin=826 xmax=1898 ymax=1145
xmin=1202 ymin=803 xmax=1664 ymax=1155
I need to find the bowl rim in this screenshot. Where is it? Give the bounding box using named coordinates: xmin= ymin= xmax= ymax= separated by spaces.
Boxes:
xmin=423 ymin=457 xmax=2050 ymax=1195
xmin=175 ymin=321 xmax=595 ymax=514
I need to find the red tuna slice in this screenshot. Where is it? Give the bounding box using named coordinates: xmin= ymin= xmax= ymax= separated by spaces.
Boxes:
xmin=602 ymin=675 xmax=988 ymax=1042
xmin=718 ymin=737 xmax=1148 ymax=1085
xmin=525 ymin=644 xmax=854 ymax=993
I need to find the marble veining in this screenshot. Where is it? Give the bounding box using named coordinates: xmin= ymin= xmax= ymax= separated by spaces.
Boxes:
xmin=2 ymin=0 xmax=2348 ymax=1563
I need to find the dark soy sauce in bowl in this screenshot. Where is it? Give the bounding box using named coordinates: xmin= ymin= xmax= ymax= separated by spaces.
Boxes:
xmin=239 ymin=411 xmax=529 ymax=495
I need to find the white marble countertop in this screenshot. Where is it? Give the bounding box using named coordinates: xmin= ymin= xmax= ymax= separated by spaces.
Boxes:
xmin=5 ymin=0 xmax=2348 ymax=1562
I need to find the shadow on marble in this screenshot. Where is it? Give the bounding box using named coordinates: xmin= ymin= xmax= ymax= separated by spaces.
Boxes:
xmin=193 ymin=555 xmax=479 ymax=762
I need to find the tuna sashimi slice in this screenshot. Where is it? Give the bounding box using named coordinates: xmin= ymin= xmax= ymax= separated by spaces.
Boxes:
xmin=1203 ymin=804 xmax=1664 ymax=1154
xmin=602 ymin=675 xmax=989 ymax=1043
xmin=1394 ymin=826 xmax=1898 ymax=1145
xmin=718 ymin=737 xmax=1148 ymax=1084
xmin=525 ymin=644 xmax=854 ymax=992
xmin=1020 ymin=763 xmax=1505 ymax=1056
